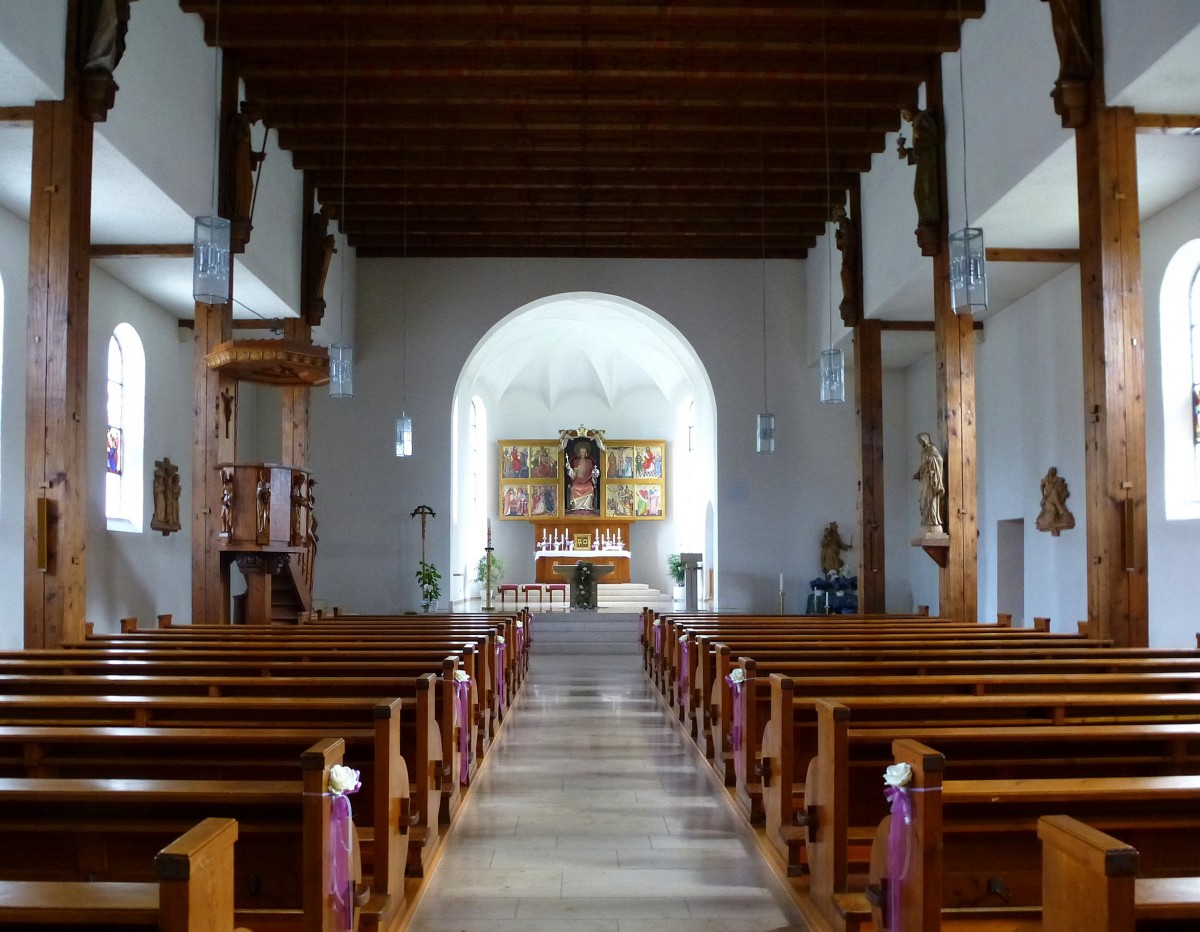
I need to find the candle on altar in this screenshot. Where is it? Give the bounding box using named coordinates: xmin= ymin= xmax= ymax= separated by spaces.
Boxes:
xmin=779 ymin=573 xmax=784 ymax=591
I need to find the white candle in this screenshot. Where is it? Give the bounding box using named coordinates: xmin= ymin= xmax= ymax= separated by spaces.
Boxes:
xmin=779 ymin=573 xmax=784 ymax=591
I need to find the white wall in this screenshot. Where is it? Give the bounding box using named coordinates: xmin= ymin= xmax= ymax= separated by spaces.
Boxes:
xmin=974 ymin=268 xmax=1087 ymax=631
xmin=86 ymin=268 xmax=196 ymax=632
xmin=0 ymin=207 xmax=30 ymax=649
xmin=1142 ymin=184 xmax=1200 ymax=648
xmin=310 ymin=257 xmax=859 ymax=615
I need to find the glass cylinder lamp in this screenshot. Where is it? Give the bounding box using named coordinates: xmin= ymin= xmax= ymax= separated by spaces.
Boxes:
xmin=192 ymin=215 xmax=231 ymax=304
xmin=756 ymin=412 xmax=775 ymax=454
xmin=395 ymin=412 xmax=413 ymax=457
xmin=950 ymin=226 xmax=988 ymax=314
xmin=328 ymin=343 xmax=353 ymax=398
xmin=820 ymin=347 xmax=846 ymax=405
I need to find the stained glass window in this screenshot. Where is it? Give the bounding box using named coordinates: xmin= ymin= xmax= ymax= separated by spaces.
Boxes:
xmin=1192 ymin=266 xmax=1200 ymax=445
xmin=105 ymin=325 xmax=145 ymax=532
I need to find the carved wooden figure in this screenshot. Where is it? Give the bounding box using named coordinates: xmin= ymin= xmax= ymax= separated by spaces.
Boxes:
xmin=833 ymin=205 xmax=860 ymax=327
xmin=898 ymin=108 xmax=943 ymax=256
xmin=304 ymin=204 xmax=337 ymax=324
xmin=150 ymin=457 xmax=181 ymax=535
xmin=78 ymin=0 xmax=131 ymax=121
xmin=1043 ymin=0 xmax=1095 ymax=128
xmin=255 ymin=469 xmax=271 ymax=543
xmin=219 ymin=468 xmax=234 ymax=536
xmin=1036 ymin=466 xmax=1076 ymax=536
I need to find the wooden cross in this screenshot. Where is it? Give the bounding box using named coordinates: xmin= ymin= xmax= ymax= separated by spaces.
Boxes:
xmin=410 ymin=504 xmax=436 ymax=565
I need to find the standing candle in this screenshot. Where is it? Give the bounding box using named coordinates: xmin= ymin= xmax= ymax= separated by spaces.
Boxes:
xmin=779 ymin=573 xmax=784 ymax=591
xmin=487 ymin=519 xmax=492 ymax=546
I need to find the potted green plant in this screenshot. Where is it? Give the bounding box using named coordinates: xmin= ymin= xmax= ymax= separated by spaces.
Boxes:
xmin=667 ymin=553 xmax=686 ymax=601
xmin=473 ymin=552 xmax=505 ymax=601
xmin=416 ymin=560 xmax=442 ymax=612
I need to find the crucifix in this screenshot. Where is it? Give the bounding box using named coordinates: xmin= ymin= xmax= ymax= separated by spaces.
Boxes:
xmin=410 ymin=504 xmax=436 ymax=564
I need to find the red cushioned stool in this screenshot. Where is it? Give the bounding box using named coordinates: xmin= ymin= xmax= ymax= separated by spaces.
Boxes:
xmin=546 ymin=584 xmax=567 ymax=605
xmin=497 ymin=584 xmax=519 ymax=605
xmin=522 ymin=584 xmax=543 ymax=606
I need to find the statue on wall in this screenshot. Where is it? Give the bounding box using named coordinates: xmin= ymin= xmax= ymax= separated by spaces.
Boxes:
xmin=832 ymin=205 xmax=861 ymax=327
xmin=820 ymin=521 xmax=852 ymax=576
xmin=1042 ymin=0 xmax=1094 ymax=127
xmin=150 ymin=457 xmax=181 ymax=535
xmin=220 ymin=468 xmax=234 ymax=537
xmin=897 ymin=107 xmax=942 ymax=257
xmin=304 ymin=203 xmax=337 ymax=324
xmin=914 ymin=431 xmax=945 ymax=533
xmin=78 ymin=0 xmax=130 ymax=121
xmin=1036 ymin=466 xmax=1076 ymax=536
xmin=226 ymin=101 xmax=266 ymax=249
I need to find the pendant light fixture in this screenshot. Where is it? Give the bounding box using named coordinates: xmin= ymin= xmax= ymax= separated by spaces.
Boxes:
xmin=395 ymin=152 xmax=413 ymax=457
xmin=819 ymin=0 xmax=845 ymax=405
xmin=193 ymin=0 xmax=230 ymax=304
xmin=756 ymin=143 xmax=775 ymax=454
xmin=329 ymin=19 xmax=354 ymax=397
xmin=949 ymin=0 xmax=987 ymax=314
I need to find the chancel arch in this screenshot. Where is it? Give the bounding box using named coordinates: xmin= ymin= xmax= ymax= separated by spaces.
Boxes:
xmin=449 ymin=293 xmax=718 ymax=602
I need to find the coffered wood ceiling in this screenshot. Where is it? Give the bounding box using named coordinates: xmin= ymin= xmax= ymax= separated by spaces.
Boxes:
xmin=179 ymin=1 xmax=984 ymax=259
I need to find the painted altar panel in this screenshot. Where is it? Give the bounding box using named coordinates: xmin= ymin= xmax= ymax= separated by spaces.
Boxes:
xmin=498 ymin=436 xmax=665 ymax=520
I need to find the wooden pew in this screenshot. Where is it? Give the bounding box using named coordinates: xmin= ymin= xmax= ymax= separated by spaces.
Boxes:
xmin=0 ymin=737 xmax=358 ymax=932
xmin=864 ymin=738 xmax=1200 ymax=932
xmin=0 ymin=817 xmax=239 ymax=930
xmin=724 ymin=655 xmax=1200 ymax=819
xmin=1040 ymin=814 xmax=1200 ymax=931
xmin=0 ymin=688 xmax=440 ymax=882
xmin=759 ymin=680 xmax=1200 ymax=876
xmin=802 ymin=704 xmax=1200 ymax=931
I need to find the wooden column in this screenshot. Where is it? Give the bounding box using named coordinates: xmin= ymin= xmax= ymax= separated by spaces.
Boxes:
xmin=1075 ymin=105 xmax=1148 ymax=646
xmin=192 ymin=304 xmax=236 ymax=625
xmin=854 ymin=318 xmax=886 ymax=612
xmin=24 ymin=96 xmax=94 ymax=647
xmin=928 ymin=73 xmax=979 ymax=623
xmin=281 ymin=318 xmax=312 ymax=468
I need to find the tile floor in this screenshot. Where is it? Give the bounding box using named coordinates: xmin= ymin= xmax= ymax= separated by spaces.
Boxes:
xmin=405 ymin=630 xmax=808 ymax=931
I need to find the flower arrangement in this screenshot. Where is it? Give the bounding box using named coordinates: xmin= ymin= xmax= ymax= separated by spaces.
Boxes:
xmin=328 ymin=764 xmax=361 ymax=796
xmin=573 ymin=560 xmax=595 ymax=608
xmin=883 ymin=762 xmax=912 ymax=788
xmin=727 ymin=667 xmax=746 ymax=684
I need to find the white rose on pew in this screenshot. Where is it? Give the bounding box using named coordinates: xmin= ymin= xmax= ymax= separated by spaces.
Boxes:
xmin=497 ymin=636 xmax=505 ymax=644
xmin=883 ymin=762 xmax=912 ymax=788
xmin=516 ymin=619 xmax=524 ymax=628
xmin=727 ymin=668 xmax=745 ymax=684
xmin=454 ymin=670 xmax=471 ymax=682
xmin=679 ymin=634 xmax=688 ymax=643
xmin=328 ymin=764 xmax=361 ymax=796
xmin=652 ymin=619 xmax=662 ymax=626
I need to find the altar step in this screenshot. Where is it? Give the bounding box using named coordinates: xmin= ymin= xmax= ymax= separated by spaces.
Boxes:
xmin=596 ymin=582 xmax=671 ymax=607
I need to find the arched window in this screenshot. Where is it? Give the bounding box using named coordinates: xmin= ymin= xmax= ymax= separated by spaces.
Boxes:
xmin=105 ymin=323 xmax=145 ymax=532
xmin=469 ymin=397 xmax=487 ymax=539
xmin=674 ymin=395 xmax=700 ymax=548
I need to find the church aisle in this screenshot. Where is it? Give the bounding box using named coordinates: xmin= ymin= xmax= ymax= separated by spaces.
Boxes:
xmin=406 ymin=626 xmax=807 ymax=931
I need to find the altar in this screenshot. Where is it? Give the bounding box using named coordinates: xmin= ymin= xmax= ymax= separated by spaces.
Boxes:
xmin=552 ymin=563 xmax=615 ymax=609
xmin=531 ymin=517 xmax=634 ymax=583
xmin=535 ymin=549 xmax=630 ymax=584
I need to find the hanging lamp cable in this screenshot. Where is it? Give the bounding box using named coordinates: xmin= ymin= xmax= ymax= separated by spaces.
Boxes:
xmin=956 ymin=0 xmax=970 ymax=231
xmin=822 ymin=0 xmax=834 ymax=352
xmin=760 ymin=141 xmax=768 ymax=413
xmin=209 ymin=0 xmax=220 ymax=214
xmin=338 ymin=15 xmax=349 ymax=346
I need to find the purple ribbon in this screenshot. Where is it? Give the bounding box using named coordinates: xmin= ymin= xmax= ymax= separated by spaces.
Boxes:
xmin=455 ymin=678 xmax=472 ymax=784
xmin=678 ymin=639 xmax=690 ymax=706
xmin=724 ymin=674 xmax=745 ymax=785
xmin=654 ymin=624 xmax=662 ymax=657
xmin=497 ymin=641 xmax=507 ymax=713
xmin=884 ymin=783 xmax=913 ymax=932
xmin=330 ymin=785 xmax=359 ymax=932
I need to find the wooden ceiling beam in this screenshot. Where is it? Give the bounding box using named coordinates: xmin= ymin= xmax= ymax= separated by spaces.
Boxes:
xmin=181 ymin=0 xmax=984 ymax=26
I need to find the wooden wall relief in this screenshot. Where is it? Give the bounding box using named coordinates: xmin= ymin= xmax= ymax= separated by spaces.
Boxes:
xmin=150 ymin=457 xmax=181 ymax=535
xmin=1036 ymin=466 xmax=1076 ymax=536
